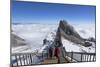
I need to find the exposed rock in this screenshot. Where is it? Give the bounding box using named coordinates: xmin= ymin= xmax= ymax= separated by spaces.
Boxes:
xmin=88 ymin=37 xmax=96 ymax=42
xmin=55 ymin=20 xmax=94 ymax=47
xmin=11 ymin=33 xmax=26 ymax=47
xmin=84 ymin=41 xmax=92 ymax=47
xmin=59 ymin=20 xmax=82 ymax=39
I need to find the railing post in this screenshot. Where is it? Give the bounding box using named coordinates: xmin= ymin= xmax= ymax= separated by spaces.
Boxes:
xmin=81 ymin=53 xmax=83 ymax=62
xmin=89 ymin=55 xmax=91 ymax=61
xmin=62 ymin=47 xmax=66 ymax=57
xmin=23 ymin=55 xmax=26 ymax=65
xmin=30 ymin=54 xmax=33 ymax=64
xmin=42 ymin=52 xmax=43 ymax=61
xmin=27 ymin=55 xmax=30 ymax=65
xmin=93 ymin=55 xmax=95 ymax=61
xmin=87 ymin=55 xmax=89 ymax=62
xmin=15 ymin=55 xmax=18 ymax=66
xmin=84 ymin=54 xmax=86 ymax=61
xmin=19 ymin=55 xmax=22 ymax=66
xmin=47 ymin=52 xmax=48 ymax=59
xmin=11 ymin=61 xmax=13 ymax=67
xmin=71 ymin=51 xmax=73 ymax=62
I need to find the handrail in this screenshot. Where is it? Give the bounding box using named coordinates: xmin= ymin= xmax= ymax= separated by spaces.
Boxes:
xmin=66 ymin=52 xmax=96 ymax=55
xmin=11 ymin=52 xmax=37 ymax=55
xmin=65 ymin=51 xmax=96 ymax=62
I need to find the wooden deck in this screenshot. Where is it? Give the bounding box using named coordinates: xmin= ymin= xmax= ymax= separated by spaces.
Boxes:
xmin=42 ymin=57 xmax=58 ymax=64
xmin=42 ymin=56 xmax=69 ymax=64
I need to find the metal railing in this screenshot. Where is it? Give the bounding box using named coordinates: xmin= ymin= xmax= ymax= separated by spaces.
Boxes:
xmin=11 ymin=48 xmax=96 ymax=66
xmin=11 ymin=52 xmax=48 ymax=67
xmin=65 ymin=51 xmax=96 ymax=62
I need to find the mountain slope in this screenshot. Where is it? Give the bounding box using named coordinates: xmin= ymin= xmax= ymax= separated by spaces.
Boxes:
xmin=12 ymin=22 xmax=95 ymax=53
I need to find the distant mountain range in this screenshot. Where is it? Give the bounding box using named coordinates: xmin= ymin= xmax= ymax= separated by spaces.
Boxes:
xmin=12 ymin=23 xmax=39 ymax=25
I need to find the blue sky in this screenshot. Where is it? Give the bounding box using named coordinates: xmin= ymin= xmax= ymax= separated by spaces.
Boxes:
xmin=12 ymin=1 xmax=96 ymax=24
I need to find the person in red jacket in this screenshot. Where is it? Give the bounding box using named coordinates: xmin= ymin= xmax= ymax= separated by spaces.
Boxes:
xmin=54 ymin=36 xmax=63 ymax=63
xmin=54 ymin=47 xmax=60 ymax=63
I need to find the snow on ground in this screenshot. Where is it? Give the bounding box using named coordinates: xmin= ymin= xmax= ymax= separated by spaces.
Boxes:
xmin=62 ymin=37 xmax=82 ymax=52
xmin=12 ymin=23 xmax=95 ymax=53
xmin=62 ymin=24 xmax=95 ymax=53
xmin=62 ymin=37 xmax=95 ymax=53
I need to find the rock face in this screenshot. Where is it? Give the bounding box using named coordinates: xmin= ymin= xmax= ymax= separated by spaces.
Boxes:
xmin=59 ymin=20 xmax=82 ymax=39
xmin=11 ymin=33 xmax=26 ymax=47
xmin=55 ymin=20 xmax=93 ymax=47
